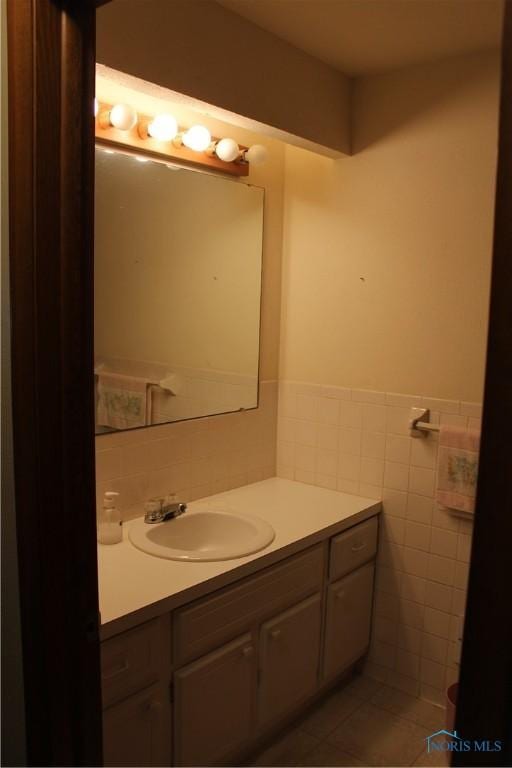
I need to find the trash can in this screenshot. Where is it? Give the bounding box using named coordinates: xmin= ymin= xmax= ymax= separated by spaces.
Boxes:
xmin=446 ymin=682 xmax=458 ymax=730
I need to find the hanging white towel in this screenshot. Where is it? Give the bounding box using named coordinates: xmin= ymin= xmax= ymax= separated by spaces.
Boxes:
xmin=97 ymin=373 xmax=151 ymax=430
xmin=95 ymin=359 xmax=182 ymax=395
xmin=436 ymin=425 xmax=480 ymax=515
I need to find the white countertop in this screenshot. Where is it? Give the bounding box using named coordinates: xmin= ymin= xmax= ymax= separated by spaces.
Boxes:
xmin=98 ymin=477 xmax=381 ymax=638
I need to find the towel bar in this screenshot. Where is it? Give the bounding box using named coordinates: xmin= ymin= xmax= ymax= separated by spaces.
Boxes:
xmin=409 ymin=407 xmax=440 ymax=436
xmin=414 ymin=421 xmax=440 ymax=433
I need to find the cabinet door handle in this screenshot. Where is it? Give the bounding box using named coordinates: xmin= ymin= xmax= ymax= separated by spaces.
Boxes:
xmin=242 ymin=646 xmax=254 ymax=658
xmin=351 ymin=542 xmax=366 ymax=552
xmin=270 ymin=629 xmax=281 ymax=639
xmin=103 ymin=658 xmax=129 ymax=680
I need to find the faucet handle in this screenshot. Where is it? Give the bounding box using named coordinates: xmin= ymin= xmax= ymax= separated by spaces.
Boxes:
xmin=144 ymin=499 xmax=162 ymax=523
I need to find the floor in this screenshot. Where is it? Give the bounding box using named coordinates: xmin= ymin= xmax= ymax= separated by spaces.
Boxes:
xmin=246 ymin=675 xmax=450 ymax=767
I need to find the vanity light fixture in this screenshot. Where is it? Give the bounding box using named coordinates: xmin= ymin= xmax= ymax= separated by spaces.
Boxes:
xmin=147 ymin=113 xmax=179 ymax=142
xmin=181 ymin=125 xmax=212 ymax=152
xmin=214 ymin=137 xmax=240 ymax=162
xmin=242 ymin=144 xmax=268 ymax=165
xmin=99 ymin=103 xmax=138 ymax=131
xmin=95 ymin=100 xmax=266 ymax=176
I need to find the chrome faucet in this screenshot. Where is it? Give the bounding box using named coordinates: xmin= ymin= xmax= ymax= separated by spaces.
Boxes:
xmin=144 ymin=497 xmax=187 ymax=524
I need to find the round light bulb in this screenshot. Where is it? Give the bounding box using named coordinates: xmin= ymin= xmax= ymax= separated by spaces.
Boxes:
xmin=182 ymin=125 xmax=211 ymax=152
xmin=109 ymin=103 xmax=137 ymax=131
xmin=135 ymin=156 xmax=149 ymax=163
xmin=215 ymin=137 xmax=240 ymax=163
xmin=244 ymin=144 xmax=268 ymax=165
xmin=148 ymin=114 xmax=178 ymax=142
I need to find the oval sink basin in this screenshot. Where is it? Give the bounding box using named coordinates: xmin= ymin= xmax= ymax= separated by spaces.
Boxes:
xmin=128 ymin=508 xmax=275 ymax=562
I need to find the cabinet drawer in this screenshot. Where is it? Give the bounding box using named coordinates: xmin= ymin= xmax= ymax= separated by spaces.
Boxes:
xmin=101 ymin=619 xmax=164 ymax=708
xmin=174 ymin=544 xmax=324 ymax=665
xmin=329 ymin=517 xmax=378 ymax=581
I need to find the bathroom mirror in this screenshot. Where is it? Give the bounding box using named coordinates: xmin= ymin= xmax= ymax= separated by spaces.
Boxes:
xmin=94 ymin=147 xmax=264 ymax=433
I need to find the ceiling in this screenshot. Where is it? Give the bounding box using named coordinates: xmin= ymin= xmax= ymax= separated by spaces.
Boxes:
xmin=217 ymin=0 xmax=503 ymax=76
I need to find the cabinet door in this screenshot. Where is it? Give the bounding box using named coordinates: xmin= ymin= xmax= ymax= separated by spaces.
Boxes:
xmin=258 ymin=594 xmax=322 ymax=726
xmin=174 ymin=633 xmax=255 ymax=767
xmin=323 ymin=562 xmax=375 ymax=680
xmin=103 ymin=683 xmax=171 ymax=767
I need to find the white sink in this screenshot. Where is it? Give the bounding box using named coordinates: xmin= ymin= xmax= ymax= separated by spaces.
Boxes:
xmin=128 ymin=506 xmax=275 ymax=562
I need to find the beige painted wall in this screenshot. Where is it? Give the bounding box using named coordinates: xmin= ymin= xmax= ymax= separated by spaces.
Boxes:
xmin=96 ymin=0 xmax=350 ymax=157
xmin=280 ymin=51 xmax=499 ymax=402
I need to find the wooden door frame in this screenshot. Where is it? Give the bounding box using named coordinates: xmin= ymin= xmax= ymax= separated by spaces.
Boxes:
xmin=7 ymin=0 xmax=102 ymax=764
xmin=453 ymin=3 xmax=512 ymax=764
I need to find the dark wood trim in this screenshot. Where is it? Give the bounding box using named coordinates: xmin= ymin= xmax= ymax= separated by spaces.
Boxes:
xmin=7 ymin=0 xmax=102 ymax=764
xmin=453 ymin=2 xmax=512 ymax=764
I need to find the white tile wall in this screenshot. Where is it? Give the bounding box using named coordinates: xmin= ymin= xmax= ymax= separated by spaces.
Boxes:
xmin=96 ymin=380 xmax=277 ymax=520
xmin=277 ymin=381 xmax=482 ymax=706
xmin=97 ymin=374 xmax=479 ymax=707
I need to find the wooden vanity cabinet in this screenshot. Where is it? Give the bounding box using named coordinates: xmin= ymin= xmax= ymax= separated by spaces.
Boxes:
xmin=100 ymin=515 xmax=379 ymax=767
xmin=172 ymin=544 xmax=324 ymax=766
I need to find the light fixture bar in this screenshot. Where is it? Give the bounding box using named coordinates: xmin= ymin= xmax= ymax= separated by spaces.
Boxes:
xmin=95 ymin=101 xmax=251 ymax=178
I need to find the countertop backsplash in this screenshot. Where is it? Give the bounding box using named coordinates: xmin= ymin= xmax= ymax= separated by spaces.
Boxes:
xmin=95 ymin=380 xmax=277 ymax=521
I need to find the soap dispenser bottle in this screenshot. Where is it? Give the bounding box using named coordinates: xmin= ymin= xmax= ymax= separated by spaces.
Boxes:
xmin=98 ymin=491 xmax=122 ymax=545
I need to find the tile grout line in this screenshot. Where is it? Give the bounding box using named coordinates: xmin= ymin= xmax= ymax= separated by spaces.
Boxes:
xmin=260 ymin=678 xmax=447 ymax=767
xmin=298 ymin=683 xmax=377 ymax=743
xmin=409 ymin=739 xmax=433 ymax=767
xmin=324 ymin=684 xmax=445 ymax=766
xmin=315 ymin=682 xmax=387 ymax=763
